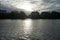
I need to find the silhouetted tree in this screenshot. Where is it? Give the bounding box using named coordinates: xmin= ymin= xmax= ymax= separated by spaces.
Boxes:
xmin=19 ymin=11 xmax=27 ymax=19
xmin=50 ymin=11 xmax=60 ymax=19
xmin=0 ymin=10 xmax=27 ymax=19
xmin=29 ymin=11 xmax=40 ymax=19
xmin=41 ymin=12 xmax=51 ymax=19
xmin=0 ymin=10 xmax=7 ymax=19
xmin=10 ymin=11 xmax=19 ymax=19
xmin=40 ymin=11 xmax=60 ymax=19
xmin=1 ymin=9 xmax=60 ymax=19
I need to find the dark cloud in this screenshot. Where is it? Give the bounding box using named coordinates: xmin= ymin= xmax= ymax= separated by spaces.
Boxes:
xmin=38 ymin=0 xmax=60 ymax=12
xmin=0 ymin=4 xmax=13 ymax=12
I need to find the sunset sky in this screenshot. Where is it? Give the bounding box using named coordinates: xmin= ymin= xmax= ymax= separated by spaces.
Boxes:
xmin=0 ymin=0 xmax=60 ymax=12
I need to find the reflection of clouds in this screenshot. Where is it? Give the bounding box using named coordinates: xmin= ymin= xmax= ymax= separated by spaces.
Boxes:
xmin=0 ymin=0 xmax=60 ymax=12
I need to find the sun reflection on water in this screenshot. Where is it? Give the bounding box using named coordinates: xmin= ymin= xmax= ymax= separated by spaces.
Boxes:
xmin=23 ymin=19 xmax=33 ymax=34
xmin=22 ymin=19 xmax=33 ymax=39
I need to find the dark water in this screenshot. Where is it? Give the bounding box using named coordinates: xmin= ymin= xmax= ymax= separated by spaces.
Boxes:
xmin=0 ymin=19 xmax=60 ymax=40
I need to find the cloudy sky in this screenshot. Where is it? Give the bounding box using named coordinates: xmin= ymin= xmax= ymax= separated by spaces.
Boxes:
xmin=0 ymin=0 xmax=60 ymax=12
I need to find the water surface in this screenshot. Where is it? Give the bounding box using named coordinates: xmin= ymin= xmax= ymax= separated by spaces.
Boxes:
xmin=0 ymin=19 xmax=60 ymax=40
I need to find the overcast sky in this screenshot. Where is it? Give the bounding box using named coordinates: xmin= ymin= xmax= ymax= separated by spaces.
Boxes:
xmin=0 ymin=0 xmax=60 ymax=12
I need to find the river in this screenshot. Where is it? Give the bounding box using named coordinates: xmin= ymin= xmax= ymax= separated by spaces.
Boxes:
xmin=0 ymin=19 xmax=60 ymax=40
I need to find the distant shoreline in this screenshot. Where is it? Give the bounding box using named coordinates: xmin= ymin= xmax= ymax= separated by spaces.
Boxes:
xmin=0 ymin=9 xmax=60 ymax=19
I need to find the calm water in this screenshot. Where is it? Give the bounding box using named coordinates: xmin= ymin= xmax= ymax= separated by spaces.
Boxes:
xmin=0 ymin=19 xmax=60 ymax=40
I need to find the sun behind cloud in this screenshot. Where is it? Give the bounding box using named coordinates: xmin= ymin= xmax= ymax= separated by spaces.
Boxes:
xmin=15 ymin=2 xmax=37 ymax=11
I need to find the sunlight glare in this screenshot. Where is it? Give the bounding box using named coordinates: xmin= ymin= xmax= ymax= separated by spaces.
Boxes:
xmin=23 ymin=19 xmax=33 ymax=34
xmin=15 ymin=2 xmax=36 ymax=11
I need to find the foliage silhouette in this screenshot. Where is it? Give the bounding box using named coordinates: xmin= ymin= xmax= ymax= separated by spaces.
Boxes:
xmin=0 ymin=10 xmax=27 ymax=19
xmin=40 ymin=11 xmax=60 ymax=19
xmin=28 ymin=11 xmax=40 ymax=19
xmin=0 ymin=9 xmax=60 ymax=19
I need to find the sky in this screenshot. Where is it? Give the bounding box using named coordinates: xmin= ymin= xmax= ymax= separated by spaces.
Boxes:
xmin=0 ymin=0 xmax=60 ymax=12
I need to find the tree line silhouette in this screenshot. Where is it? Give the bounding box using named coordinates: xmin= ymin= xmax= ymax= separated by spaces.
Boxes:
xmin=0 ymin=9 xmax=60 ymax=19
xmin=0 ymin=10 xmax=27 ymax=19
